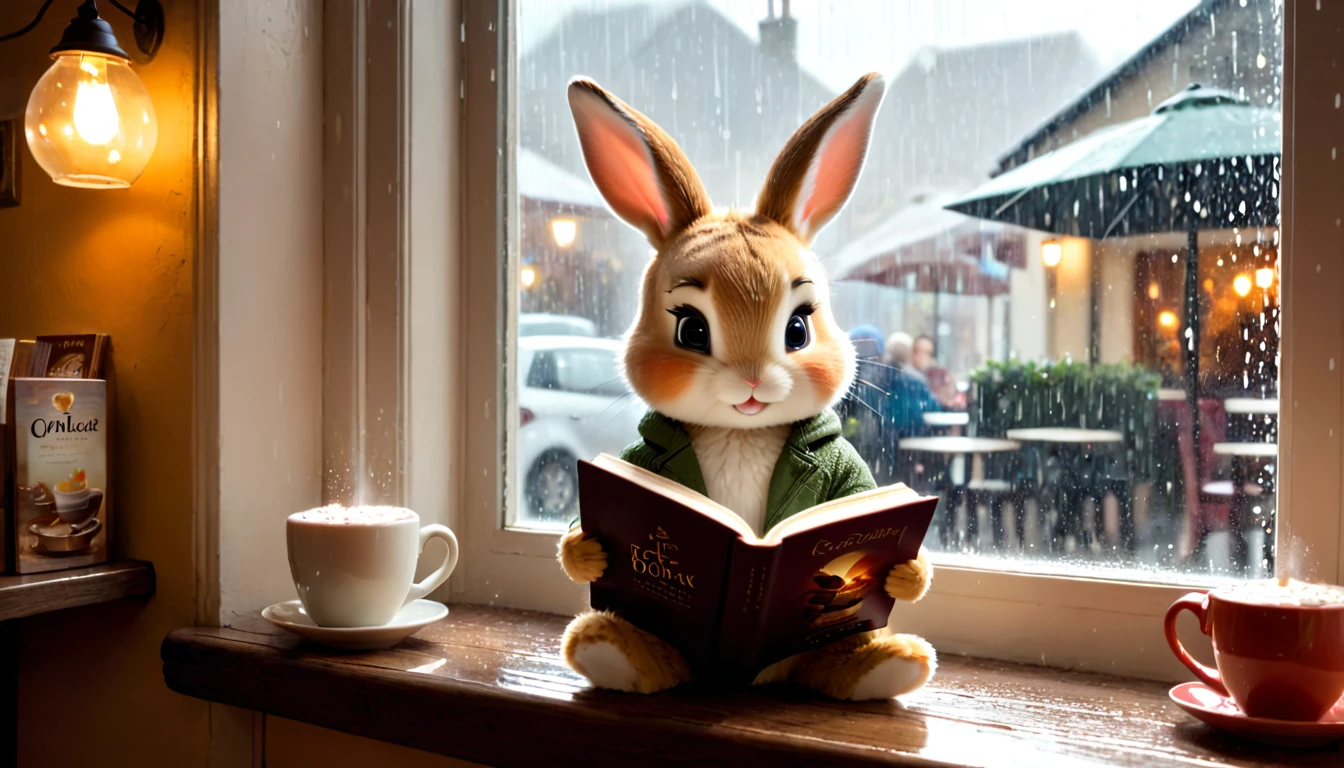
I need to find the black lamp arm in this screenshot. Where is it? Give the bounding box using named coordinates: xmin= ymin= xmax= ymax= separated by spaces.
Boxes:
xmin=104 ymin=1 xmax=137 ymax=17
xmin=0 ymin=0 xmax=59 ymax=44
xmin=0 ymin=0 xmax=162 ymax=59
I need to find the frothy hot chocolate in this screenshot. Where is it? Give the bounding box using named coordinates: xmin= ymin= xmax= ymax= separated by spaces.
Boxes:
xmin=290 ymin=504 xmax=416 ymax=526
xmin=1218 ymin=578 xmax=1344 ymax=607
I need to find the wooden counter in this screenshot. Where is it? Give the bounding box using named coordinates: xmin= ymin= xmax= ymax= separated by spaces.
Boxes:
xmin=0 ymin=560 xmax=154 ymax=621
xmin=162 ymin=604 xmax=1340 ymax=767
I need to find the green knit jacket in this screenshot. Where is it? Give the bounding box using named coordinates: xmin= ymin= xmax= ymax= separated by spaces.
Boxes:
xmin=617 ymin=408 xmax=877 ymax=534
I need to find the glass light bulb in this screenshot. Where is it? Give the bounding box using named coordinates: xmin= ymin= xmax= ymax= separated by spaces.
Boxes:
xmin=25 ymin=52 xmax=157 ymax=189
xmin=550 ymin=218 xmax=577 ymax=247
xmin=1040 ymin=240 xmax=1063 ymax=268
xmin=73 ymin=58 xmax=119 ymax=145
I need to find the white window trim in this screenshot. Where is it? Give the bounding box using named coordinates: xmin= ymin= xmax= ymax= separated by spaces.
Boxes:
xmin=323 ymin=0 xmax=462 ymax=595
xmin=345 ymin=0 xmax=1344 ymax=680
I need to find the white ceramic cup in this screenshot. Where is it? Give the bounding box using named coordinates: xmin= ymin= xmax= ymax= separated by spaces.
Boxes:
xmin=52 ymin=485 xmax=103 ymax=525
xmin=286 ymin=506 xmax=459 ymax=628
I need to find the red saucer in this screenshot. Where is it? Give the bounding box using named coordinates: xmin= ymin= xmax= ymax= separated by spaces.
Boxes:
xmin=1170 ymin=682 xmax=1344 ymax=748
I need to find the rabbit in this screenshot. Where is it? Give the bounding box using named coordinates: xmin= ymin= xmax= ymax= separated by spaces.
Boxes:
xmin=557 ymin=73 xmax=935 ymax=700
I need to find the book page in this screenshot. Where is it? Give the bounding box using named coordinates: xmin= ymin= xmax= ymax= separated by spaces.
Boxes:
xmin=590 ymin=454 xmax=756 ymax=539
xmin=593 ymin=455 xmax=931 ymax=547
xmin=761 ymin=483 xmax=926 ymax=545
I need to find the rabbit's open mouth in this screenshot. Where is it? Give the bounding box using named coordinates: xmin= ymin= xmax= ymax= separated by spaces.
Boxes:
xmin=734 ymin=396 xmax=768 ymax=416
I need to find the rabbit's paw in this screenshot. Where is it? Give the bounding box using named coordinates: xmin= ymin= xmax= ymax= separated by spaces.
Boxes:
xmin=557 ymin=526 xmax=607 ymax=584
xmin=884 ymin=546 xmax=932 ymax=602
xmin=562 ymin=611 xmax=689 ymax=694
xmin=792 ymin=631 xmax=936 ymax=701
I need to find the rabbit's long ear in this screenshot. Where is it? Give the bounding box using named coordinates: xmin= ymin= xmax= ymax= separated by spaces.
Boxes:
xmin=568 ymin=78 xmax=712 ymax=249
xmin=756 ymin=73 xmax=886 ymax=244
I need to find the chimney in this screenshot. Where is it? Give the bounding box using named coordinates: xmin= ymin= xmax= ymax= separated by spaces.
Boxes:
xmin=758 ymin=0 xmax=797 ymax=65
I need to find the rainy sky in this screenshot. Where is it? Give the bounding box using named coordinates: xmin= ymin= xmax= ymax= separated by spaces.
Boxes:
xmin=520 ymin=0 xmax=1203 ymax=91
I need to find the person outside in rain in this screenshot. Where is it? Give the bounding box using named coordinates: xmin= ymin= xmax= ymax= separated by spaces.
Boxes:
xmin=844 ymin=325 xmax=943 ymax=484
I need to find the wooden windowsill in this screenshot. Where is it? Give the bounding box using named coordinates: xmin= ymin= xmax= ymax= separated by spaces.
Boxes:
xmin=0 ymin=560 xmax=154 ymax=622
xmin=161 ymin=605 xmax=1337 ymax=767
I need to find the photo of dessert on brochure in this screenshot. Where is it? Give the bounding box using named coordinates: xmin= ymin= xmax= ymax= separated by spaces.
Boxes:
xmin=13 ymin=378 xmax=110 ymax=572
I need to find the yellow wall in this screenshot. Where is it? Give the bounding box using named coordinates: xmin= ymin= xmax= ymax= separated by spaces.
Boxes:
xmin=1096 ymin=240 xmax=1137 ymax=364
xmin=0 ymin=2 xmax=210 ymax=765
xmin=1050 ymin=237 xmax=1093 ymax=361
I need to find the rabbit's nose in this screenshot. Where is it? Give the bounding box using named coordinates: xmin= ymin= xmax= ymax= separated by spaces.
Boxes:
xmin=741 ymin=377 xmax=763 ymax=389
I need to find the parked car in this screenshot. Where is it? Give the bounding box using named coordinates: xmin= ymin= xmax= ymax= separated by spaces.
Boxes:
xmin=518 ymin=336 xmax=644 ymax=524
xmin=519 ymin=312 xmax=598 ymax=338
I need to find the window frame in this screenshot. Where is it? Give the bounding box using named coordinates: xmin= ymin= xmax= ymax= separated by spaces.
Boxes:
xmin=443 ymin=0 xmax=1344 ymax=678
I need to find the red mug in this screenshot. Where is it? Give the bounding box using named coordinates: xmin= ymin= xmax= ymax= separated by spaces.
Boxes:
xmin=1165 ymin=590 xmax=1344 ymax=721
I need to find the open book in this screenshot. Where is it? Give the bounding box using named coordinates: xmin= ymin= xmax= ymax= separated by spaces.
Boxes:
xmin=577 ymin=454 xmax=938 ymax=683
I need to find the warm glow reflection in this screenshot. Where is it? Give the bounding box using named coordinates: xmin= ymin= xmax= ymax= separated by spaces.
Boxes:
xmin=1255 ymin=267 xmax=1275 ymax=289
xmin=1041 ymin=240 xmax=1062 ymax=268
xmin=1233 ymin=274 xmax=1252 ymax=296
xmin=73 ymin=58 xmax=119 ymax=145
xmin=1147 ymin=282 xmax=1160 ymax=299
xmin=521 ymin=266 xmax=537 ymax=288
xmin=1158 ymin=310 xmax=1177 ymax=328
xmin=551 ymin=218 xmax=577 ymax=248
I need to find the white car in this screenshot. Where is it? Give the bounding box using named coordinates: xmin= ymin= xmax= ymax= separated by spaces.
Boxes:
xmin=518 ymin=313 xmax=598 ymax=338
xmin=517 ymin=336 xmax=645 ymax=524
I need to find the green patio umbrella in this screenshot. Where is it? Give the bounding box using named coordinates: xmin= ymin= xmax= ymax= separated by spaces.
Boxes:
xmin=945 ymin=83 xmax=1280 ymax=470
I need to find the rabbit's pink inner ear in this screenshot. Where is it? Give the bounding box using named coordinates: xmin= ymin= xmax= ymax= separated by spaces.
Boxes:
xmin=571 ymin=90 xmax=671 ymax=239
xmin=792 ymin=82 xmax=884 ymax=240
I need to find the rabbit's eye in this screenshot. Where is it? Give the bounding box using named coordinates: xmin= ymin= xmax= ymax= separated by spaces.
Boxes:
xmin=669 ymin=306 xmax=711 ymax=354
xmin=785 ymin=310 xmax=813 ymax=351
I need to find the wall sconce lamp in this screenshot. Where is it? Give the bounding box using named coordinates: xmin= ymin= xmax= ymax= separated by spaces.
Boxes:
xmin=1233 ymin=274 xmax=1252 ymax=297
xmin=550 ymin=218 xmax=577 ymax=248
xmin=1040 ymin=239 xmax=1062 ymax=268
xmin=1 ymin=0 xmax=164 ymax=189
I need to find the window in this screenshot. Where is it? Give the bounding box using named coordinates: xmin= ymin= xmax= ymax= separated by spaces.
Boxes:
xmin=453 ymin=0 xmax=1344 ymax=675
xmin=506 ymin=0 xmax=1283 ymax=579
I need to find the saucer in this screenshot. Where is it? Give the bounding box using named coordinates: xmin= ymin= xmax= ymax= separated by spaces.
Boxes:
xmin=1170 ymin=682 xmax=1344 ymax=748
xmin=28 ymin=516 xmax=101 ymax=554
xmin=262 ymin=599 xmax=448 ymax=650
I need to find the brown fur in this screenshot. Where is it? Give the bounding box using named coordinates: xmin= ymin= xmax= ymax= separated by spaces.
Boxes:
xmin=623 ymin=212 xmax=846 ymax=404
xmin=557 ymin=526 xmax=606 ymax=584
xmin=563 ymin=611 xmax=691 ymax=694
xmin=787 ymin=631 xmax=936 ymax=700
xmin=756 ymin=73 xmax=884 ymax=243
xmin=558 ymin=74 xmax=935 ymax=700
xmin=885 ymin=546 xmax=933 ymax=602
xmin=568 ymin=78 xmax=712 ymax=248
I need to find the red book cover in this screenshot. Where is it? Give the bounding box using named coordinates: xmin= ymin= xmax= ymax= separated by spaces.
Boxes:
xmin=578 ymin=455 xmax=937 ymax=684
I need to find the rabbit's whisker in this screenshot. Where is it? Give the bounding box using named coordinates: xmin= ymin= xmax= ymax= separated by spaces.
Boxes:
xmin=854 ymin=377 xmax=890 ymax=397
xmin=587 ymin=391 xmax=637 ymax=425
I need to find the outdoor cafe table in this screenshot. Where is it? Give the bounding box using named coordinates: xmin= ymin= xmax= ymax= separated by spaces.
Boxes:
xmin=922 ymin=412 xmax=970 ymax=428
xmin=1004 ymin=428 xmax=1127 ymax=554
xmin=898 ymin=436 xmax=1021 ymax=548
xmin=1222 ymin=399 xmax=1278 ymax=444
xmin=1222 ymin=398 xmax=1280 ymax=415
xmin=1212 ymin=441 xmax=1278 ymax=574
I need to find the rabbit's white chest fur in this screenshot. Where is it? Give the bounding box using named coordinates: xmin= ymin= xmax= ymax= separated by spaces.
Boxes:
xmin=687 ymin=424 xmax=791 ymax=537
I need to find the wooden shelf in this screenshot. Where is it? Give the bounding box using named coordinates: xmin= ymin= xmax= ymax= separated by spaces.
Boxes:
xmin=0 ymin=560 xmax=154 ymax=622
xmin=161 ymin=604 xmax=1337 ymax=767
